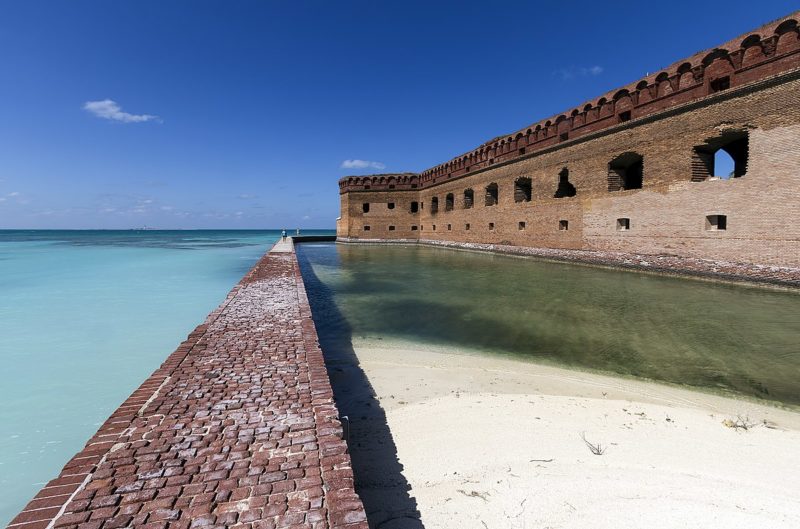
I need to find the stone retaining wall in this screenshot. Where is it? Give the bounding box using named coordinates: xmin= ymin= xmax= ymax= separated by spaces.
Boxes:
xmin=7 ymin=243 xmax=367 ymax=529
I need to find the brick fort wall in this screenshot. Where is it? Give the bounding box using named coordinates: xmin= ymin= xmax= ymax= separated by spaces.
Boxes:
xmin=337 ymin=12 xmax=800 ymax=270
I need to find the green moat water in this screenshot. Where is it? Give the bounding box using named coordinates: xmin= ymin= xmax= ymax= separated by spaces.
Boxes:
xmin=297 ymin=243 xmax=800 ymax=407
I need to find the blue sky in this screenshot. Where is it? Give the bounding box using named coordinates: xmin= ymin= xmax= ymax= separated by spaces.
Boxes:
xmin=0 ymin=1 xmax=795 ymax=229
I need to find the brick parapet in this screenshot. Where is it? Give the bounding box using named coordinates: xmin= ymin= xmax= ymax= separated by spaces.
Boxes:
xmin=7 ymin=243 xmax=367 ymax=529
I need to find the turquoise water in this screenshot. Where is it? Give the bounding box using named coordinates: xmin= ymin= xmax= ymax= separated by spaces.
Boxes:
xmin=297 ymin=243 xmax=800 ymax=406
xmin=0 ymin=230 xmax=332 ymax=525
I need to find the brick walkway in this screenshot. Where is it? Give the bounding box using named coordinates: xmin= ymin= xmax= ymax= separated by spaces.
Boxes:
xmin=7 ymin=244 xmax=367 ymax=529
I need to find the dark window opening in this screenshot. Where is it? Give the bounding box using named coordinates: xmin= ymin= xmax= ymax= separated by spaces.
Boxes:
xmin=706 ymin=215 xmax=727 ymax=231
xmin=554 ymin=167 xmax=577 ymax=198
xmin=363 ymin=225 xmax=371 ymax=231
xmin=559 ymin=132 xmax=569 ymax=142
xmin=387 ymin=202 xmax=395 ymax=210
xmin=362 ymin=202 xmax=370 ymax=213
xmin=514 ymin=177 xmax=532 ymax=203
xmin=710 ymin=76 xmax=730 ymax=93
xmin=488 ymin=158 xmax=494 ymax=165
xmin=608 ymin=152 xmax=644 ymax=191
xmin=617 ymin=218 xmax=630 ymax=231
xmin=692 ymin=131 xmax=749 ymax=181
xmin=432 ymin=224 xmax=436 ymax=231
xmin=388 ymin=225 xmax=395 ymax=231
xmin=411 ymin=225 xmax=418 ymax=231
xmin=559 ymin=220 xmax=569 ymax=231
xmin=485 ymin=183 xmax=499 ymax=206
xmin=431 ymin=197 xmax=439 ymax=214
xmin=410 ymin=201 xmax=419 ymax=213
xmin=411 ymin=184 xmax=418 ymax=189
xmin=447 ymin=224 xmax=452 ymax=231
xmin=445 ymin=193 xmax=454 ymax=211
xmin=619 ymin=111 xmax=631 ymax=123
xmin=389 ymin=184 xmax=395 ymax=189
xmin=465 ymin=166 xmax=471 ymax=172
xmin=488 ymin=222 xmax=495 ymax=231
xmin=463 ymin=188 xmax=474 ymax=209
xmin=519 ymin=148 xmax=526 ymax=156
xmin=364 ymin=185 xmax=371 ymax=190
xmin=518 ymin=221 xmax=526 ymax=230
xmin=465 ymin=223 xmax=470 ymax=230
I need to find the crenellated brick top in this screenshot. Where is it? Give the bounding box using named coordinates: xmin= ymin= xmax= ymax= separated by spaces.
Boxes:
xmin=339 ymin=11 xmax=800 ymax=193
xmin=338 ymin=173 xmax=419 ymax=193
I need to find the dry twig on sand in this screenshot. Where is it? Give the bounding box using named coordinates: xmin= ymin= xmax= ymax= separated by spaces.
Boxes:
xmin=581 ymin=432 xmax=606 ymax=455
xmin=457 ymin=489 xmax=490 ymax=502
xmin=722 ymin=415 xmax=759 ymax=431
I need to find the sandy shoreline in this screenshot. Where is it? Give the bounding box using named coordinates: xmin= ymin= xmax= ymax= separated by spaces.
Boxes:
xmin=345 ymin=338 xmax=800 ymax=529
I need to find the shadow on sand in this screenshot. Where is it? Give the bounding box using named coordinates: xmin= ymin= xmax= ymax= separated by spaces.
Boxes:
xmin=296 ymin=247 xmax=424 ymax=529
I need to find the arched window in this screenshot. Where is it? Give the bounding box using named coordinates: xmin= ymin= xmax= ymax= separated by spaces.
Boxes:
xmin=691 ymin=131 xmax=748 ymax=181
xmin=431 ymin=196 xmax=439 ymax=214
xmin=514 ymin=177 xmax=532 ymax=202
xmin=463 ymin=188 xmax=474 ymax=209
xmin=485 ymin=183 xmax=499 ymax=206
xmin=445 ymin=193 xmax=454 ymax=211
xmin=608 ymin=153 xmax=644 ymax=191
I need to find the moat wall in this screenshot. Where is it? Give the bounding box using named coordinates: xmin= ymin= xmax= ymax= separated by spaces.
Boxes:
xmin=337 ymin=12 xmax=800 ymax=269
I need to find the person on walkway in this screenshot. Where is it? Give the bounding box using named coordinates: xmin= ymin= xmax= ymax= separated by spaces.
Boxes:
xmin=281 ymin=229 xmax=286 ymax=241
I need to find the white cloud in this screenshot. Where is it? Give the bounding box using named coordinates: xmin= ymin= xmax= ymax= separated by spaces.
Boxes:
xmin=340 ymin=159 xmax=386 ymax=170
xmin=83 ymin=99 xmax=159 ymax=123
xmin=556 ymin=65 xmax=604 ymax=81
xmin=237 ymin=193 xmax=257 ymax=199
xmin=0 ymin=191 xmax=24 ymax=205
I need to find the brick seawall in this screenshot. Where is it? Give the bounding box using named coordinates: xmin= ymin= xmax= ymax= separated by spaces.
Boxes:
xmin=7 ymin=241 xmax=367 ymax=529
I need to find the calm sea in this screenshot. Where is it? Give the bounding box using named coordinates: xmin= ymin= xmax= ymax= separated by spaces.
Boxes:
xmin=0 ymin=229 xmax=332 ymax=525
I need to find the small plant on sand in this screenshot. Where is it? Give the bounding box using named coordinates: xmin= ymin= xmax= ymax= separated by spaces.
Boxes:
xmin=580 ymin=432 xmax=606 ymax=455
xmin=722 ymin=415 xmax=758 ymax=431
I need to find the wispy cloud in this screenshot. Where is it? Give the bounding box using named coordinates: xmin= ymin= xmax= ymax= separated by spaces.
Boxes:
xmin=83 ymin=99 xmax=160 ymax=123
xmin=237 ymin=193 xmax=258 ymax=199
xmin=555 ymin=65 xmax=604 ymax=81
xmin=0 ymin=191 xmax=26 ymax=205
xmin=340 ymin=159 xmax=386 ymax=170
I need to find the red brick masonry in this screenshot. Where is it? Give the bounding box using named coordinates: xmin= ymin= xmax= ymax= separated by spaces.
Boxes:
xmin=7 ymin=245 xmax=367 ymax=529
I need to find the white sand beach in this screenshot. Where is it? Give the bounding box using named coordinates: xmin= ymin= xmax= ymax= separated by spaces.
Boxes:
xmin=352 ymin=339 xmax=800 ymax=529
